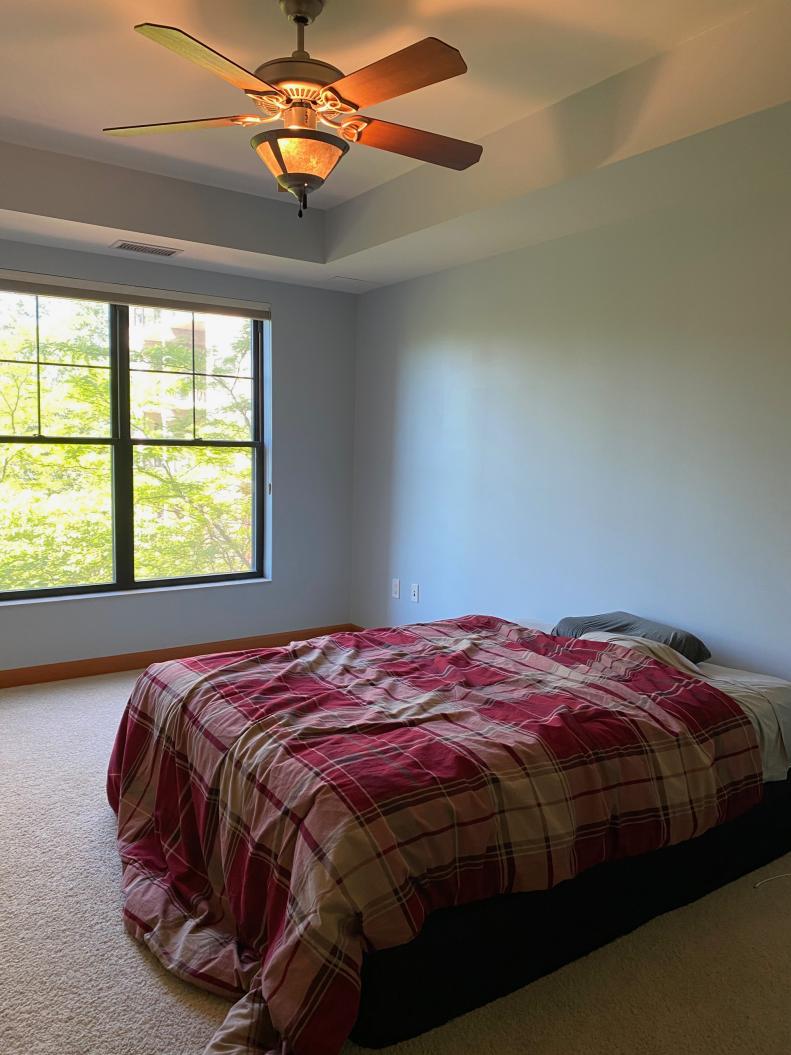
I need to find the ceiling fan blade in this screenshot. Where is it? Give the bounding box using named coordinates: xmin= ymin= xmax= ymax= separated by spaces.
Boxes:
xmin=324 ymin=37 xmax=467 ymax=110
xmin=135 ymin=24 xmax=278 ymax=94
xmin=103 ymin=115 xmax=266 ymax=137
xmin=347 ymin=118 xmax=482 ymax=170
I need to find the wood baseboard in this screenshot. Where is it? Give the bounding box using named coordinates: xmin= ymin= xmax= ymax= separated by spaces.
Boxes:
xmin=0 ymin=623 xmax=361 ymax=689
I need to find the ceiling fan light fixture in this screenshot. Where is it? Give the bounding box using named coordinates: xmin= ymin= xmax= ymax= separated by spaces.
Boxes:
xmin=107 ymin=9 xmax=482 ymax=220
xmin=251 ymin=128 xmax=348 ymax=213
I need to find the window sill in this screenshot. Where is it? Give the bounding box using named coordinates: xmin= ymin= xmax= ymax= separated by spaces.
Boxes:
xmin=0 ymin=576 xmax=272 ymax=608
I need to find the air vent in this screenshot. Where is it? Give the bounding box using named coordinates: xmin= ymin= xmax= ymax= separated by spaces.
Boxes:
xmin=111 ymin=240 xmax=182 ymax=257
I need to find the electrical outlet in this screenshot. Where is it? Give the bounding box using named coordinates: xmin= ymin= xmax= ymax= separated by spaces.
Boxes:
xmin=410 ymin=583 xmax=420 ymax=603
xmin=391 ymin=578 xmax=400 ymax=599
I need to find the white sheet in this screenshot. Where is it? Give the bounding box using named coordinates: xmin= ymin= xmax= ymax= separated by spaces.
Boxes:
xmin=697 ymin=661 xmax=791 ymax=782
xmin=577 ymin=631 xmax=791 ymax=782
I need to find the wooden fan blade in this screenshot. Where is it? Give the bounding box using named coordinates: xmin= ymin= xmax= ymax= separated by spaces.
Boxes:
xmin=135 ymin=24 xmax=277 ymax=94
xmin=325 ymin=37 xmax=467 ymax=110
xmin=349 ymin=118 xmax=482 ymax=170
xmin=103 ymin=115 xmax=265 ymax=137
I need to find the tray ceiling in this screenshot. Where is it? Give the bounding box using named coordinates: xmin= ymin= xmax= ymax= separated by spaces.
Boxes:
xmin=0 ymin=0 xmax=757 ymax=207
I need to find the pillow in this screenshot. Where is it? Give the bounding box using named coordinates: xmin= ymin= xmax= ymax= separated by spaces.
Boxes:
xmin=551 ymin=610 xmax=711 ymax=664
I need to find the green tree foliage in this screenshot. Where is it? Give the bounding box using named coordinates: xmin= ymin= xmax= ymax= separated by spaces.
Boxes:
xmin=0 ymin=442 xmax=113 ymax=591
xmin=0 ymin=295 xmax=255 ymax=593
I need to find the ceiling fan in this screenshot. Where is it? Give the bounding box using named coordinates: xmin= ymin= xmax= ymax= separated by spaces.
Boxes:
xmin=104 ymin=0 xmax=483 ymax=216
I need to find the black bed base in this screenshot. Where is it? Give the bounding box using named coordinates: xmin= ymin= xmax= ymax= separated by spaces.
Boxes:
xmin=351 ymin=779 xmax=791 ymax=1048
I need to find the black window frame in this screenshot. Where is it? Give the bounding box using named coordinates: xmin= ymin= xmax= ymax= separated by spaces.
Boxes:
xmin=0 ymin=298 xmax=267 ymax=602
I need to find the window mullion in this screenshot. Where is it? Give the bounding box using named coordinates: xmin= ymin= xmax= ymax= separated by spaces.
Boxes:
xmin=253 ymin=319 xmax=265 ymax=576
xmin=34 ymin=296 xmax=42 ymax=436
xmin=112 ymin=305 xmax=135 ymax=589
xmin=192 ymin=314 xmax=197 ymax=441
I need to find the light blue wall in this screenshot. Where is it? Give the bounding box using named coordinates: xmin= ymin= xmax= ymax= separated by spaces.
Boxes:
xmin=5 ymin=179 xmax=791 ymax=677
xmin=351 ymin=187 xmax=791 ymax=677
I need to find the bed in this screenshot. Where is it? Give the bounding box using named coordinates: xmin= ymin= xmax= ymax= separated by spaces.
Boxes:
xmin=107 ymin=616 xmax=791 ymax=1055
xmin=355 ymin=631 xmax=791 ymax=1046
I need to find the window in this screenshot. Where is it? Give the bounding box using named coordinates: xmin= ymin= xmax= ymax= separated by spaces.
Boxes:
xmin=0 ymin=290 xmax=267 ymax=600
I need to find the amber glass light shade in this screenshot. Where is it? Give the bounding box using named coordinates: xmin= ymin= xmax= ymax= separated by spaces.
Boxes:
xmin=250 ymin=128 xmax=349 ymax=200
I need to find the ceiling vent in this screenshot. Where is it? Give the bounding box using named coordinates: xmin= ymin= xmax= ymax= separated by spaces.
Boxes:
xmin=111 ymin=239 xmax=182 ymax=257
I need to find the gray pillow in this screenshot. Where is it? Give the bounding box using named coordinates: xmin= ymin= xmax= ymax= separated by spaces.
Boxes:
xmin=551 ymin=610 xmax=711 ymax=664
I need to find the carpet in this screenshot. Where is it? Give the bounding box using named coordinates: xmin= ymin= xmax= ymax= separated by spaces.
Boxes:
xmin=1 ymin=672 xmax=789 ymax=1055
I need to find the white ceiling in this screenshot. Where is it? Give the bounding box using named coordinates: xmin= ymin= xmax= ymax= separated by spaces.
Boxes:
xmin=0 ymin=0 xmax=758 ymax=208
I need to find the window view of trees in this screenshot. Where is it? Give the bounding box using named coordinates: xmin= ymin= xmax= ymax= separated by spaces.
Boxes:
xmin=0 ymin=295 xmax=115 ymax=592
xmin=128 ymin=306 xmax=256 ymax=582
xmin=0 ymin=292 xmax=261 ymax=596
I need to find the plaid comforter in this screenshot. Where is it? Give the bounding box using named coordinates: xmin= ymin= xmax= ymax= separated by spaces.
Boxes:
xmin=107 ymin=616 xmax=762 ymax=1055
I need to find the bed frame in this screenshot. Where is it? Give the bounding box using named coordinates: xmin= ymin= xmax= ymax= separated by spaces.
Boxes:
xmin=351 ymin=777 xmax=791 ymax=1047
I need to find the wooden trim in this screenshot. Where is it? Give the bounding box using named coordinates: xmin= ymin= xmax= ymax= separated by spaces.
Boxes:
xmin=0 ymin=624 xmax=361 ymax=689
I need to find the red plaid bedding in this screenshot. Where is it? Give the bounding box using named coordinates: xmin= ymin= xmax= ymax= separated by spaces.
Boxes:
xmin=107 ymin=616 xmax=762 ymax=1055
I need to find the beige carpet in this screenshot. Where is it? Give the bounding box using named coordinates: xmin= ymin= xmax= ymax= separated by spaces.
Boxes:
xmin=1 ymin=674 xmax=790 ymax=1055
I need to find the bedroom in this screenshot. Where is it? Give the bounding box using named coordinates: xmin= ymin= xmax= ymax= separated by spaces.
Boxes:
xmin=1 ymin=1 xmax=790 ymax=1053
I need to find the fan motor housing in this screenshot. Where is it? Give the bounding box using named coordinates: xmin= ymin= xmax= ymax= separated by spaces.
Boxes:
xmin=253 ymin=55 xmax=343 ymax=91
xmin=279 ymin=0 xmax=326 ymax=25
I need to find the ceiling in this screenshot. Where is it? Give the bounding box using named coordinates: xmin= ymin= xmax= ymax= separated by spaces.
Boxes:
xmin=1 ymin=0 xmax=790 ymax=293
xmin=0 ymin=0 xmax=759 ymax=208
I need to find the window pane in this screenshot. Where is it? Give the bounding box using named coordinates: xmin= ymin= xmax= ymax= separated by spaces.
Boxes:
xmin=193 ymin=314 xmax=252 ymax=377
xmin=0 ymin=292 xmax=37 ymax=362
xmin=130 ymin=370 xmax=194 ymax=439
xmin=40 ymin=365 xmax=111 ymax=437
xmin=0 ymin=362 xmax=38 ymax=435
xmin=0 ymin=443 xmax=113 ymax=592
xmin=129 ymin=306 xmax=193 ymax=372
xmin=195 ymin=374 xmax=253 ymax=441
xmin=37 ymin=297 xmax=110 ymax=365
xmin=133 ymin=445 xmax=254 ymax=580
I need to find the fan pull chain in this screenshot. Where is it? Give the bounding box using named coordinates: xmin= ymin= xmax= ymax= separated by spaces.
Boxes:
xmin=298 ymin=189 xmax=308 ymax=218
